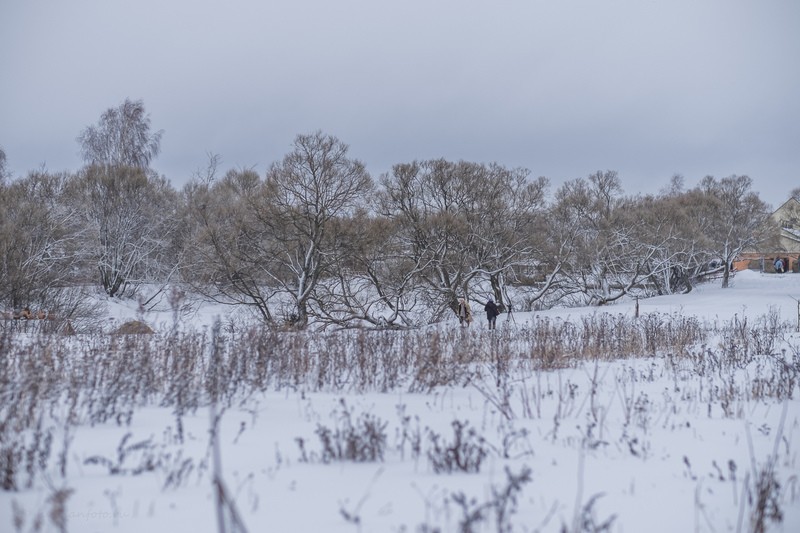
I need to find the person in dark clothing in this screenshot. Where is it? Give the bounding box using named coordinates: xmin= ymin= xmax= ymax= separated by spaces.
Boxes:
xmin=484 ymin=298 xmax=499 ymax=330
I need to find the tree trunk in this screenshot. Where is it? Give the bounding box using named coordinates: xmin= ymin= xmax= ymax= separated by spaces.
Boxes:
xmin=489 ymin=272 xmax=506 ymax=312
xmin=721 ymin=262 xmax=731 ymax=288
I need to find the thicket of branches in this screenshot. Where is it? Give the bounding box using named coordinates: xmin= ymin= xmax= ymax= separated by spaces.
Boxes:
xmin=0 ymin=101 xmax=778 ymax=329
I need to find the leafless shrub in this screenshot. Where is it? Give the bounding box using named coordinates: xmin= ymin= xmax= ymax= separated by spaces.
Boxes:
xmin=632 ymin=392 xmax=651 ymax=432
xmin=639 ymin=313 xmax=664 ymax=355
xmin=10 ymin=483 xmax=74 ymax=533
xmin=749 ymin=307 xmax=786 ymax=356
xmin=337 ymin=467 xmax=384 ymax=530
xmin=10 ymin=500 xmax=25 ymax=533
xmin=715 ymin=309 xmax=790 ymax=371
xmin=748 ymin=457 xmax=783 ymax=533
xmin=82 ymin=431 xmax=197 ymax=492
xmin=523 ymin=311 xmax=704 ymax=368
xmin=0 ymin=416 xmax=55 ymax=491
xmin=410 ymin=331 xmax=474 ymax=392
xmin=750 ymin=352 xmax=799 ymax=401
xmin=46 ymin=485 xmax=74 ymax=533
xmin=743 ymin=402 xmax=789 ymax=533
xmin=489 ymin=465 xmax=533 ymax=532
xmin=719 ymin=314 xmax=754 ymax=367
xmin=301 ymin=399 xmax=388 ymax=463
xmin=0 ymin=305 xmax=794 ymax=510
xmin=469 ymin=370 xmax=516 ymax=421
xmin=160 ymin=450 xmax=196 ymax=490
xmin=663 ymin=313 xmax=704 ymax=355
xmin=439 ymin=465 xmax=532 ymax=533
xmin=0 ymin=308 xmax=726 ymax=432
xmin=83 ymin=432 xmax=158 ymax=475
xmin=427 ymin=420 xmax=489 ymax=474
xmin=494 ymin=423 xmax=533 ymax=460
xmin=563 ymin=493 xmax=616 ymax=533
xmin=396 ymin=404 xmax=423 ymax=463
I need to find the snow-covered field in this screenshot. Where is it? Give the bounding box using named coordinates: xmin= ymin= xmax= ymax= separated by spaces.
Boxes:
xmin=2 ymin=270 xmax=800 ymax=532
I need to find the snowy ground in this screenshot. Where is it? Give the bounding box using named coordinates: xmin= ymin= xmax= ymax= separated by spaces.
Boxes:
xmin=2 ymin=270 xmax=800 ymax=532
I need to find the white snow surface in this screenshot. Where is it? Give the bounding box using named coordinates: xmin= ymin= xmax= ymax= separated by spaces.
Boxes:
xmin=2 ymin=270 xmax=800 ymax=532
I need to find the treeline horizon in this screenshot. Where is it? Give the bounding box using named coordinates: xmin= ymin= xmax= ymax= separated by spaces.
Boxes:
xmin=0 ymin=99 xmax=792 ymax=330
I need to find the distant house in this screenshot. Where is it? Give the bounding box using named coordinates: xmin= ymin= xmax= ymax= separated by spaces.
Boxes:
xmin=734 ymin=197 xmax=800 ymax=272
xmin=773 ymin=197 xmax=800 ymax=250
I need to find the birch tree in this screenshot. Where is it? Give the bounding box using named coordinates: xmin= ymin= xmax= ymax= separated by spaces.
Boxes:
xmin=77 ymin=98 xmax=162 ymax=169
xmin=74 ymin=99 xmax=177 ymax=297
xmin=68 ymin=166 xmax=179 ymax=297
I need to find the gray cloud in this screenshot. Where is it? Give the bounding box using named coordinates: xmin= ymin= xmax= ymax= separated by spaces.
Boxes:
xmin=1 ymin=0 xmax=798 ymax=207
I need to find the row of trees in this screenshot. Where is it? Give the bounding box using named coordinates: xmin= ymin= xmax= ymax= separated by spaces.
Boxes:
xmin=0 ymin=100 xmax=779 ymax=329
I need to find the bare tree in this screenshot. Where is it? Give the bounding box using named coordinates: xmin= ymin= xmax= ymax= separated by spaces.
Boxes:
xmin=67 ymin=165 xmax=179 ymax=297
xmin=671 ymin=188 xmax=725 ymax=291
xmin=552 ymin=171 xmax=667 ymax=306
xmin=181 ymin=167 xmax=277 ymax=322
xmin=463 ymin=164 xmax=549 ymax=311
xmin=77 ymin=98 xmax=163 ymax=169
xmin=72 ymin=100 xmax=178 ymax=297
xmin=184 ymin=134 xmax=372 ymax=328
xmin=0 ymin=170 xmax=86 ymax=317
xmin=378 ymin=160 xmax=479 ymax=318
xmin=262 ymin=132 xmax=373 ymax=327
xmin=0 ymin=146 xmax=8 ymax=184
xmin=377 ymin=159 xmax=551 ymax=319
xmin=699 ymin=175 xmax=772 ymax=288
xmin=311 ymin=208 xmax=432 ymax=329
xmin=659 ymin=173 xmax=685 ymax=197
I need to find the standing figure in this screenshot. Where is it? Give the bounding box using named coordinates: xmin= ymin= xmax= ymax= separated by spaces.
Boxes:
xmin=458 ymin=298 xmax=472 ymax=327
xmin=774 ymin=258 xmax=784 ymax=273
xmin=484 ymin=298 xmax=499 ymax=330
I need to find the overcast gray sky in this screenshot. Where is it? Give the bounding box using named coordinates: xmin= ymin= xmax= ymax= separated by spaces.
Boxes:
xmin=2 ymin=0 xmax=798 ymax=208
